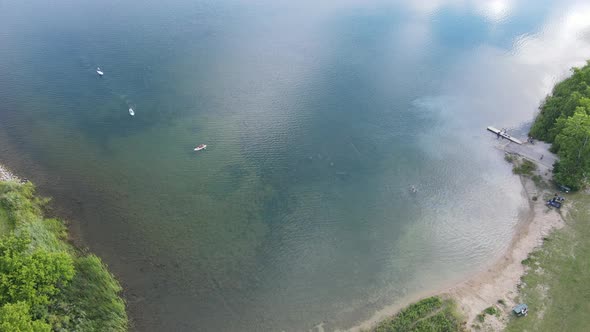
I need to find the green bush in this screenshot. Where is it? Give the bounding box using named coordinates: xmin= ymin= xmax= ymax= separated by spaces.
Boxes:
xmin=531 ymin=175 xmax=543 ymax=186
xmin=0 ymin=302 xmax=50 ymax=332
xmin=0 ymin=181 xmax=128 ymax=331
xmin=0 ymin=234 xmax=75 ymax=309
xmin=374 ymin=297 xmax=465 ymax=331
xmin=513 ymin=160 xmax=537 ymax=175
xmin=483 ymin=306 xmax=498 ymax=316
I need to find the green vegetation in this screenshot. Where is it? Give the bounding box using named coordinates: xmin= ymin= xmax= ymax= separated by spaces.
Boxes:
xmin=531 ymin=175 xmax=544 ymax=187
xmin=512 ymin=159 xmax=537 ymax=175
xmin=475 ymin=313 xmax=485 ymax=323
xmin=529 ymin=61 xmax=590 ymax=190
xmin=474 ymin=306 xmax=499 ymax=324
xmin=482 ymin=306 xmax=498 ymax=316
xmin=374 ymin=296 xmax=465 ymax=332
xmin=0 ymin=180 xmax=127 ymax=331
xmin=505 ymin=195 xmax=590 ymax=332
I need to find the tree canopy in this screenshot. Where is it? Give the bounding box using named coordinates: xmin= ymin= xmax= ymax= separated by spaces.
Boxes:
xmin=553 ymin=109 xmax=590 ymax=190
xmin=0 ymin=302 xmax=50 ymax=332
xmin=530 ymin=61 xmax=590 ymax=189
xmin=0 ymin=181 xmax=127 ymax=331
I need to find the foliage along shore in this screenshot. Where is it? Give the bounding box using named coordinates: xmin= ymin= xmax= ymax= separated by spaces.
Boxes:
xmin=501 ymin=61 xmax=590 ymax=330
xmin=372 ymin=296 xmax=465 ymax=332
xmin=529 ymin=60 xmax=590 ymax=190
xmin=0 ymin=179 xmax=127 ymax=331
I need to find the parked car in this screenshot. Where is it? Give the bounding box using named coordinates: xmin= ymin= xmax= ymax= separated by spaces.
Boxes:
xmin=513 ymin=304 xmax=528 ymax=317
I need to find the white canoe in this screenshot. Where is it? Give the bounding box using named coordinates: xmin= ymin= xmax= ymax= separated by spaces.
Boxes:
xmin=194 ymin=144 xmax=207 ymax=151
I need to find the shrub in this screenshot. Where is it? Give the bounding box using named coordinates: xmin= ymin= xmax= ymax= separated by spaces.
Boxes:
xmin=483 ymin=306 xmax=498 ymax=316
xmin=374 ymin=297 xmax=465 ymax=331
xmin=0 ymin=302 xmax=50 ymax=332
xmin=513 ymin=160 xmax=537 ymax=175
xmin=0 ymin=181 xmax=127 ymax=331
xmin=0 ymin=234 xmax=75 ymax=309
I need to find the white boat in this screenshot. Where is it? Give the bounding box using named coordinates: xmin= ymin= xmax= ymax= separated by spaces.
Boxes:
xmin=194 ymin=144 xmax=207 ymax=151
xmin=128 ymin=108 xmax=135 ymax=116
xmin=96 ymin=67 xmax=104 ymax=76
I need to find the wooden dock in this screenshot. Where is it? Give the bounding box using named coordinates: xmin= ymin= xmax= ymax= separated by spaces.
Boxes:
xmin=487 ymin=126 xmax=523 ymax=145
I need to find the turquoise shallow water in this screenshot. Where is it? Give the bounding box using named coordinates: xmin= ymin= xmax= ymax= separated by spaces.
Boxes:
xmin=1 ymin=0 xmax=590 ymax=331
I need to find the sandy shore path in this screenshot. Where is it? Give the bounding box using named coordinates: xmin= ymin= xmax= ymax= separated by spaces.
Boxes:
xmin=448 ymin=175 xmax=565 ymax=330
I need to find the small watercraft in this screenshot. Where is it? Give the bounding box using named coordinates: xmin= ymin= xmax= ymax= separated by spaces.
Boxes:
xmin=128 ymin=108 xmax=135 ymax=116
xmin=96 ymin=67 xmax=104 ymax=76
xmin=194 ymin=144 xmax=207 ymax=151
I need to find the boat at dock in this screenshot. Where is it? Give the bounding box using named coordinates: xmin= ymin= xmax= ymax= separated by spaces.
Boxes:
xmin=194 ymin=144 xmax=207 ymax=151
xmin=486 ymin=126 xmax=523 ymax=144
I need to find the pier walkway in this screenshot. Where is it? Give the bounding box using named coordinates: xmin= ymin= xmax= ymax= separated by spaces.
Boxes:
xmin=487 ymin=126 xmax=523 ymax=144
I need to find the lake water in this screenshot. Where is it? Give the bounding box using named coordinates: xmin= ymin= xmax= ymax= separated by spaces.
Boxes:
xmin=1 ymin=0 xmax=590 ymax=331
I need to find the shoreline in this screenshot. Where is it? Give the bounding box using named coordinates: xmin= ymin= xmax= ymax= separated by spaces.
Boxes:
xmin=4 ymin=145 xmax=561 ymax=332
xmin=0 ymin=161 xmax=129 ymax=330
xmin=349 ymin=143 xmax=564 ymax=331
xmin=449 ymin=174 xmax=565 ymax=329
xmin=0 ymin=162 xmax=19 ymax=182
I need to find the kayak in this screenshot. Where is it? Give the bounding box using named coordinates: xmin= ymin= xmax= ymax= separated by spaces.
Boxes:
xmin=194 ymin=144 xmax=207 ymax=151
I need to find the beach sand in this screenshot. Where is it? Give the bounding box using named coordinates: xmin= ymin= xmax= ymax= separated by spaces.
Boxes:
xmin=347 ymin=142 xmax=564 ymax=332
xmin=449 ymin=175 xmax=565 ymax=330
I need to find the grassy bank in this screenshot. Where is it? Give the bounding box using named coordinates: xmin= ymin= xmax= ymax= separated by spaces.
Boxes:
xmin=505 ymin=194 xmax=590 ymax=331
xmin=373 ymin=296 xmax=465 ymax=332
xmin=0 ymin=180 xmax=127 ymax=331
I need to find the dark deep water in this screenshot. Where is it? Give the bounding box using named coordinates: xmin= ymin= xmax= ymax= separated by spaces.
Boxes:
xmin=1 ymin=0 xmax=590 ymax=330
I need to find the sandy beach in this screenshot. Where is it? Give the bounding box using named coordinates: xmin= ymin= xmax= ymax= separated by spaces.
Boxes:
xmin=449 ymin=176 xmax=565 ymax=330
xmin=347 ymin=140 xmax=565 ymax=332
xmin=447 ymin=141 xmax=566 ymax=330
